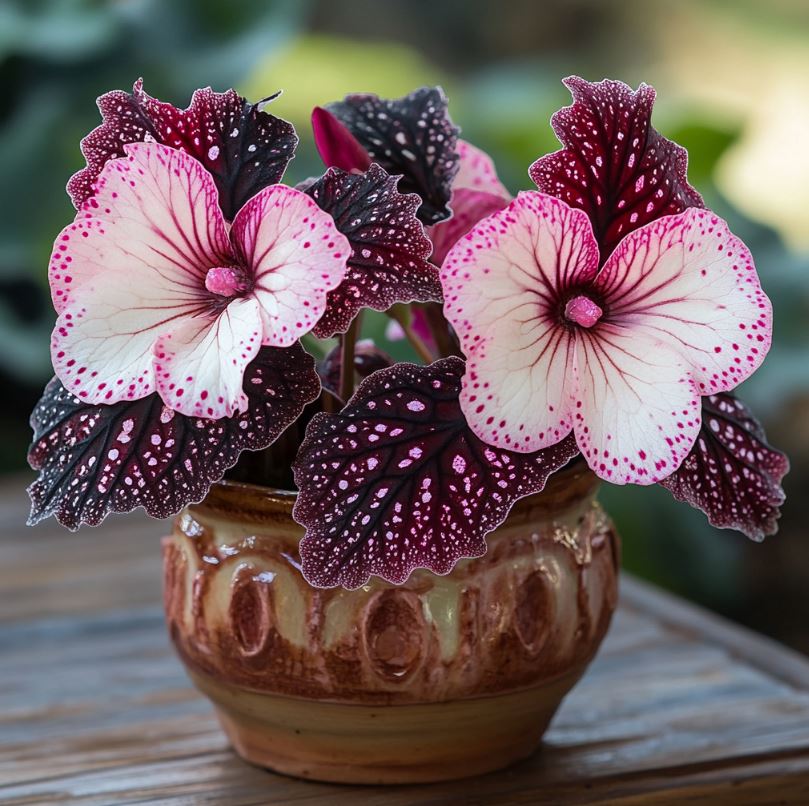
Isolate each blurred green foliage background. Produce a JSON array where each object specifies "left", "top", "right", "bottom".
[{"left": 2, "top": 0, "right": 808, "bottom": 649}]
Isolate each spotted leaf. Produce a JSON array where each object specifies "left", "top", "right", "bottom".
[
  {"left": 68, "top": 79, "right": 297, "bottom": 220},
  {"left": 529, "top": 76, "right": 703, "bottom": 262},
  {"left": 27, "top": 344, "right": 320, "bottom": 530},
  {"left": 660, "top": 393, "right": 788, "bottom": 541},
  {"left": 293, "top": 357, "right": 579, "bottom": 588},
  {"left": 305, "top": 164, "right": 440, "bottom": 337},
  {"left": 322, "top": 88, "right": 459, "bottom": 225}
]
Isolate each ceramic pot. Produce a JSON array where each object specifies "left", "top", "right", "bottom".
[{"left": 162, "top": 462, "right": 619, "bottom": 784}]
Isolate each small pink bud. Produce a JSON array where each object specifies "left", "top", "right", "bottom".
[
  {"left": 564, "top": 295, "right": 603, "bottom": 328},
  {"left": 205, "top": 267, "right": 244, "bottom": 297}
]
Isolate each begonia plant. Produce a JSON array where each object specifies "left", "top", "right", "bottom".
[{"left": 28, "top": 77, "right": 788, "bottom": 589}]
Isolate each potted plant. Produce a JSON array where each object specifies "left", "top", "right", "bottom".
[{"left": 28, "top": 76, "right": 788, "bottom": 784}]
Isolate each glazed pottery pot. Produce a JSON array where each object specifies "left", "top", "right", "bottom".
[{"left": 162, "top": 462, "right": 619, "bottom": 784}]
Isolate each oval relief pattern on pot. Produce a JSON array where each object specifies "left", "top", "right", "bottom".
[
  {"left": 229, "top": 565, "right": 273, "bottom": 657},
  {"left": 514, "top": 570, "right": 554, "bottom": 656},
  {"left": 162, "top": 471, "right": 619, "bottom": 705},
  {"left": 363, "top": 590, "right": 427, "bottom": 682}
]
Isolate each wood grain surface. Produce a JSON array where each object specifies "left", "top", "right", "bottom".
[{"left": 2, "top": 477, "right": 809, "bottom": 804}]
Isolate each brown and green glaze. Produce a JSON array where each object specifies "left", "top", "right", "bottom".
[{"left": 162, "top": 463, "right": 619, "bottom": 784}]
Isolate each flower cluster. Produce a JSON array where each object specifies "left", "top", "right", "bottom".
[{"left": 29, "top": 77, "right": 788, "bottom": 589}]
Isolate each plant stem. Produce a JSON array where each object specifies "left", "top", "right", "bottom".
[
  {"left": 339, "top": 317, "right": 359, "bottom": 402},
  {"left": 321, "top": 388, "right": 339, "bottom": 413},
  {"left": 421, "top": 302, "right": 460, "bottom": 359},
  {"left": 387, "top": 308, "right": 434, "bottom": 364}
]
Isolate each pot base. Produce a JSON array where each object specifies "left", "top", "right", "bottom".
[{"left": 189, "top": 667, "right": 584, "bottom": 784}]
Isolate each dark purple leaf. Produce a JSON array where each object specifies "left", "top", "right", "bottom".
[
  {"left": 66, "top": 84, "right": 158, "bottom": 209},
  {"left": 529, "top": 76, "right": 704, "bottom": 262},
  {"left": 311, "top": 106, "right": 372, "bottom": 173},
  {"left": 318, "top": 340, "right": 394, "bottom": 402},
  {"left": 293, "top": 357, "right": 579, "bottom": 588},
  {"left": 660, "top": 393, "right": 788, "bottom": 541},
  {"left": 67, "top": 79, "right": 298, "bottom": 220},
  {"left": 28, "top": 344, "right": 319, "bottom": 530},
  {"left": 305, "top": 163, "right": 440, "bottom": 337},
  {"left": 323, "top": 87, "right": 460, "bottom": 225}
]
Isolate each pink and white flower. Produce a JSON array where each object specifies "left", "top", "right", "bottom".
[
  {"left": 50, "top": 141, "right": 348, "bottom": 419},
  {"left": 441, "top": 191, "right": 772, "bottom": 484}
]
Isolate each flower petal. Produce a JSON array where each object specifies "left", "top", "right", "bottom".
[
  {"left": 442, "top": 191, "right": 600, "bottom": 451},
  {"left": 461, "top": 326, "right": 577, "bottom": 453},
  {"left": 530, "top": 77, "right": 703, "bottom": 261},
  {"left": 572, "top": 324, "right": 700, "bottom": 484},
  {"left": 660, "top": 393, "right": 788, "bottom": 540},
  {"left": 153, "top": 296, "right": 263, "bottom": 418},
  {"left": 428, "top": 188, "right": 509, "bottom": 266},
  {"left": 53, "top": 143, "right": 230, "bottom": 316},
  {"left": 596, "top": 208, "right": 772, "bottom": 395},
  {"left": 51, "top": 142, "right": 231, "bottom": 404},
  {"left": 230, "top": 185, "right": 349, "bottom": 346},
  {"left": 293, "top": 357, "right": 579, "bottom": 589},
  {"left": 428, "top": 140, "right": 511, "bottom": 266},
  {"left": 454, "top": 140, "right": 510, "bottom": 197},
  {"left": 311, "top": 106, "right": 372, "bottom": 173},
  {"left": 68, "top": 80, "right": 298, "bottom": 220},
  {"left": 325, "top": 87, "right": 460, "bottom": 224},
  {"left": 51, "top": 282, "right": 174, "bottom": 405},
  {"left": 27, "top": 343, "right": 320, "bottom": 529},
  {"left": 305, "top": 164, "right": 439, "bottom": 338}
]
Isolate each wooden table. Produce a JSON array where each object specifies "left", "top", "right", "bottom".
[{"left": 2, "top": 479, "right": 809, "bottom": 804}]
